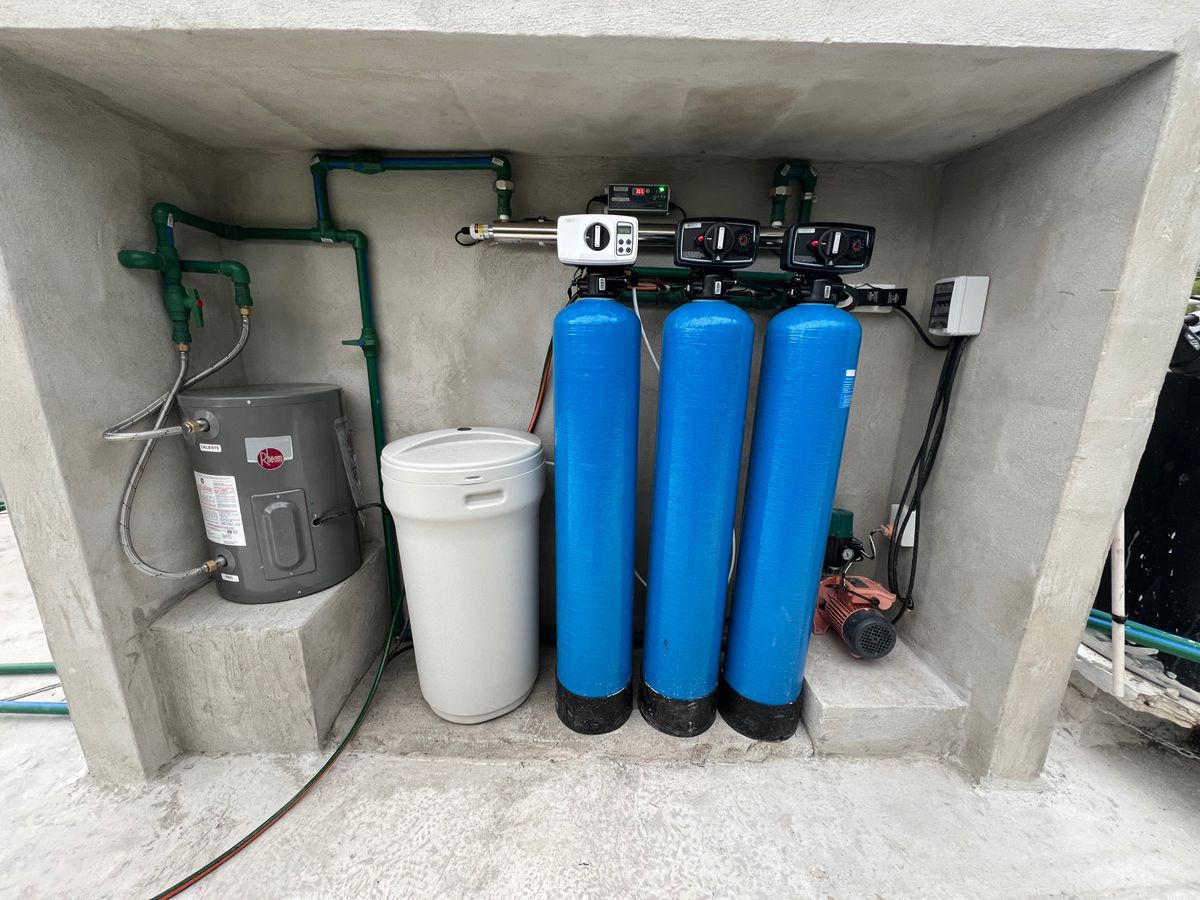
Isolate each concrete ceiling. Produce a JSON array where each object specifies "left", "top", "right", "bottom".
[{"left": 0, "top": 29, "right": 1165, "bottom": 162}]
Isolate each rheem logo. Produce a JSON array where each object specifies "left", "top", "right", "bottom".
[{"left": 257, "top": 447, "right": 285, "bottom": 470}]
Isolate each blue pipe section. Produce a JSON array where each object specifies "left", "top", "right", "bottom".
[
  {"left": 377, "top": 156, "right": 495, "bottom": 170},
  {"left": 311, "top": 169, "right": 331, "bottom": 226},
  {"left": 325, "top": 157, "right": 495, "bottom": 171},
  {"left": 723, "top": 304, "right": 862, "bottom": 706},
  {"left": 553, "top": 297, "right": 641, "bottom": 698},
  {"left": 642, "top": 300, "right": 754, "bottom": 701}
]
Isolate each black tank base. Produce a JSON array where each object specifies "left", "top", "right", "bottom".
[
  {"left": 638, "top": 680, "right": 717, "bottom": 737},
  {"left": 717, "top": 679, "right": 802, "bottom": 742},
  {"left": 555, "top": 678, "right": 632, "bottom": 735}
]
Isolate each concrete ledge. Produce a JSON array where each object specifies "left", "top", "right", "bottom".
[
  {"left": 801, "top": 631, "right": 966, "bottom": 759},
  {"left": 339, "top": 648, "right": 814, "bottom": 766},
  {"left": 147, "top": 543, "right": 388, "bottom": 753}
]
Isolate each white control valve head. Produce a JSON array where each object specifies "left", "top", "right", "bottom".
[{"left": 557, "top": 214, "right": 638, "bottom": 266}]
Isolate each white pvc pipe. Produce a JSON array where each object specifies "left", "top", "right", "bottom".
[{"left": 1110, "top": 511, "right": 1127, "bottom": 698}]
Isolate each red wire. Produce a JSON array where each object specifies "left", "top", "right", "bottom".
[{"left": 527, "top": 342, "right": 553, "bottom": 433}]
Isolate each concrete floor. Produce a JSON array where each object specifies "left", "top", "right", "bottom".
[{"left": 3, "top": 515, "right": 1200, "bottom": 899}]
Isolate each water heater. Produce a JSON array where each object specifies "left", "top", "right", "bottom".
[{"left": 177, "top": 384, "right": 362, "bottom": 603}]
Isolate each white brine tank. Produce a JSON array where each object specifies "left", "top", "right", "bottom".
[{"left": 381, "top": 427, "right": 544, "bottom": 723}]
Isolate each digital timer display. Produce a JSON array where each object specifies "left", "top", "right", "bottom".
[{"left": 606, "top": 183, "right": 671, "bottom": 214}]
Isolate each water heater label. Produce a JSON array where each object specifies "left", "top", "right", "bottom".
[
  {"left": 244, "top": 435, "right": 294, "bottom": 466},
  {"left": 199, "top": 442, "right": 221, "bottom": 453},
  {"left": 193, "top": 472, "right": 247, "bottom": 547},
  {"left": 840, "top": 369, "right": 857, "bottom": 408}
]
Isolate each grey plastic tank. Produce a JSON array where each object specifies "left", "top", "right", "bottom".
[{"left": 177, "top": 384, "right": 362, "bottom": 603}]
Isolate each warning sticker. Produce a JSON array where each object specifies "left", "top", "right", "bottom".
[
  {"left": 840, "top": 368, "right": 857, "bottom": 409},
  {"left": 193, "top": 472, "right": 246, "bottom": 547}
]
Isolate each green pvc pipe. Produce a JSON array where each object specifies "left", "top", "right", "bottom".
[
  {"left": 0, "top": 662, "right": 55, "bottom": 675},
  {"left": 629, "top": 267, "right": 795, "bottom": 310},
  {"left": 0, "top": 701, "right": 69, "bottom": 716},
  {"left": 769, "top": 161, "right": 818, "bottom": 227},
  {"left": 1089, "top": 610, "right": 1200, "bottom": 656},
  {"left": 633, "top": 266, "right": 791, "bottom": 286},
  {"left": 1087, "top": 611, "right": 1200, "bottom": 665},
  {"left": 144, "top": 153, "right": 511, "bottom": 614},
  {"left": 149, "top": 209, "right": 402, "bottom": 612},
  {"left": 310, "top": 152, "right": 513, "bottom": 230}
]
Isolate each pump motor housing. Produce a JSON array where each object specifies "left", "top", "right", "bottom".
[{"left": 177, "top": 383, "right": 362, "bottom": 603}]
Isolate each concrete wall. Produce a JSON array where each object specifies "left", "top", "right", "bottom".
[
  {"left": 0, "top": 8, "right": 1196, "bottom": 785},
  {"left": 896, "top": 57, "right": 1200, "bottom": 780},
  {"left": 0, "top": 54, "right": 244, "bottom": 779},
  {"left": 208, "top": 152, "right": 941, "bottom": 630}
]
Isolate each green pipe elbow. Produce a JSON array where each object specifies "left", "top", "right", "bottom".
[
  {"left": 338, "top": 229, "right": 368, "bottom": 251},
  {"left": 118, "top": 249, "right": 166, "bottom": 272}
]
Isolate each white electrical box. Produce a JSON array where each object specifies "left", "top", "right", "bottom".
[
  {"left": 556, "top": 214, "right": 638, "bottom": 265},
  {"left": 927, "top": 275, "right": 989, "bottom": 336}
]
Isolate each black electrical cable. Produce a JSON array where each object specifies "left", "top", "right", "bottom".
[
  {"left": 895, "top": 305, "right": 950, "bottom": 351},
  {"left": 669, "top": 202, "right": 688, "bottom": 219},
  {"left": 311, "top": 503, "right": 384, "bottom": 527},
  {"left": 453, "top": 227, "right": 477, "bottom": 247},
  {"left": 585, "top": 195, "right": 606, "bottom": 213},
  {"left": 887, "top": 336, "right": 969, "bottom": 622}
]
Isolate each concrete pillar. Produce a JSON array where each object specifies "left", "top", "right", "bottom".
[
  {"left": 898, "top": 55, "right": 1200, "bottom": 780},
  {"left": 0, "top": 58, "right": 237, "bottom": 779}
]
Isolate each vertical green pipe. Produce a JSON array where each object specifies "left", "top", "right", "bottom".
[
  {"left": 769, "top": 162, "right": 818, "bottom": 226},
  {"left": 343, "top": 236, "right": 402, "bottom": 607}
]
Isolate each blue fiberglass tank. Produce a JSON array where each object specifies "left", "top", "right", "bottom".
[
  {"left": 553, "top": 296, "right": 641, "bottom": 734},
  {"left": 639, "top": 298, "right": 754, "bottom": 737},
  {"left": 720, "top": 302, "right": 862, "bottom": 741}
]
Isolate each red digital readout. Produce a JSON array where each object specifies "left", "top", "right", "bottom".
[{"left": 633, "top": 187, "right": 647, "bottom": 196}]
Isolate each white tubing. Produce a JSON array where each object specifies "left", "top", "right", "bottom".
[
  {"left": 631, "top": 286, "right": 660, "bottom": 373},
  {"left": 1111, "top": 511, "right": 1127, "bottom": 698}
]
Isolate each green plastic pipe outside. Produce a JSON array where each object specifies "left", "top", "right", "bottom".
[
  {"left": 1087, "top": 611, "right": 1200, "bottom": 665},
  {"left": 769, "top": 161, "right": 818, "bottom": 227},
  {"left": 0, "top": 662, "right": 55, "bottom": 675},
  {"left": 0, "top": 701, "right": 69, "bottom": 716}
]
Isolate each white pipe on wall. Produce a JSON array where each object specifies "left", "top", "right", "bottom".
[{"left": 1110, "top": 511, "right": 1127, "bottom": 698}]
